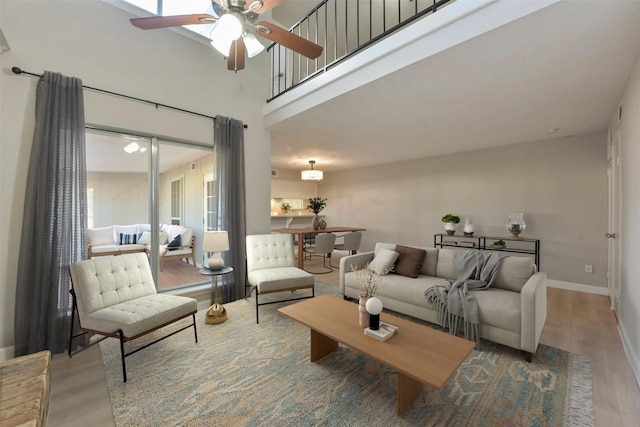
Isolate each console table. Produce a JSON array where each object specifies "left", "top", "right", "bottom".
[{"left": 434, "top": 233, "right": 540, "bottom": 269}]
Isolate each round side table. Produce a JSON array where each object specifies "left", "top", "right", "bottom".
[{"left": 199, "top": 266, "right": 233, "bottom": 325}]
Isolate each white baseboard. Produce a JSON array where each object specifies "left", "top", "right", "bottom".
[
  {"left": 0, "top": 345, "right": 15, "bottom": 362},
  {"left": 547, "top": 279, "right": 609, "bottom": 296},
  {"left": 618, "top": 320, "right": 640, "bottom": 390}
]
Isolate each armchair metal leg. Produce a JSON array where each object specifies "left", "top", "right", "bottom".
[
  {"left": 256, "top": 291, "right": 260, "bottom": 324},
  {"left": 118, "top": 331, "right": 127, "bottom": 382}
]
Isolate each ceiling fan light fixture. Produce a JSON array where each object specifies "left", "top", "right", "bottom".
[
  {"left": 247, "top": 1, "right": 264, "bottom": 13},
  {"left": 301, "top": 160, "right": 323, "bottom": 181},
  {"left": 210, "top": 12, "right": 243, "bottom": 56},
  {"left": 243, "top": 32, "right": 265, "bottom": 58}
]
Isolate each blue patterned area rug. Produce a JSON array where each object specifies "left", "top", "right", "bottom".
[{"left": 99, "top": 282, "right": 594, "bottom": 426}]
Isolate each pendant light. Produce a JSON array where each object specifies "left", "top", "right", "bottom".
[{"left": 301, "top": 160, "right": 323, "bottom": 181}]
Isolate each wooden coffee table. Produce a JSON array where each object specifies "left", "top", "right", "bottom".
[{"left": 278, "top": 294, "right": 475, "bottom": 415}]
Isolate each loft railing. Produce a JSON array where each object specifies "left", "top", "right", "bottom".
[{"left": 267, "top": 0, "right": 453, "bottom": 102}]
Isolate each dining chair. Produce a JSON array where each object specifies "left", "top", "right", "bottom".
[
  {"left": 330, "top": 231, "right": 363, "bottom": 267},
  {"left": 304, "top": 233, "right": 336, "bottom": 274}
]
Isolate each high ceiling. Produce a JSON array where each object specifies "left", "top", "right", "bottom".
[{"left": 268, "top": 0, "right": 640, "bottom": 173}]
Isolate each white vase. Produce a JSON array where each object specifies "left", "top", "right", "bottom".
[
  {"left": 463, "top": 218, "right": 475, "bottom": 236},
  {"left": 444, "top": 222, "right": 456, "bottom": 236}
]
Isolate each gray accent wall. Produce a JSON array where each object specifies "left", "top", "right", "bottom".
[{"left": 318, "top": 133, "right": 609, "bottom": 288}]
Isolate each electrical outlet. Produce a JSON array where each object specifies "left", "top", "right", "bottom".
[{"left": 585, "top": 264, "right": 593, "bottom": 273}]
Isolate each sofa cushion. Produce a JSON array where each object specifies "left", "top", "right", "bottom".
[
  {"left": 248, "top": 267, "right": 314, "bottom": 293},
  {"left": 474, "top": 288, "right": 521, "bottom": 333},
  {"left": 90, "top": 244, "right": 120, "bottom": 254},
  {"left": 179, "top": 227, "right": 193, "bottom": 247},
  {"left": 81, "top": 293, "right": 197, "bottom": 338},
  {"left": 115, "top": 225, "right": 139, "bottom": 237},
  {"left": 87, "top": 226, "right": 115, "bottom": 246},
  {"left": 167, "top": 234, "right": 181, "bottom": 251},
  {"left": 375, "top": 243, "right": 438, "bottom": 277},
  {"left": 138, "top": 231, "right": 151, "bottom": 245},
  {"left": 393, "top": 245, "right": 426, "bottom": 278},
  {"left": 435, "top": 249, "right": 457, "bottom": 280},
  {"left": 163, "top": 224, "right": 181, "bottom": 239},
  {"left": 159, "top": 231, "right": 169, "bottom": 245},
  {"left": 368, "top": 248, "right": 398, "bottom": 275},
  {"left": 118, "top": 232, "right": 140, "bottom": 245},
  {"left": 419, "top": 248, "right": 439, "bottom": 277},
  {"left": 493, "top": 257, "right": 534, "bottom": 292}
]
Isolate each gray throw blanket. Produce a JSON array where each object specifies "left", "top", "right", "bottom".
[{"left": 425, "top": 250, "right": 506, "bottom": 348}]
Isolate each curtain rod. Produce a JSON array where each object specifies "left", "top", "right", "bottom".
[{"left": 11, "top": 66, "right": 248, "bottom": 129}]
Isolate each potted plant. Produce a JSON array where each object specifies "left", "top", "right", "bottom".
[
  {"left": 280, "top": 202, "right": 291, "bottom": 215},
  {"left": 308, "top": 197, "right": 327, "bottom": 230},
  {"left": 441, "top": 213, "right": 460, "bottom": 236}
]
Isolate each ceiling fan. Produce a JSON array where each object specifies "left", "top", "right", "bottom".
[{"left": 130, "top": 0, "right": 323, "bottom": 72}]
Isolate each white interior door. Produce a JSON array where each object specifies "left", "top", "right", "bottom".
[{"left": 607, "top": 130, "right": 622, "bottom": 315}]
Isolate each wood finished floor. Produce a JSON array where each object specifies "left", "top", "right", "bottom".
[{"left": 48, "top": 254, "right": 640, "bottom": 426}]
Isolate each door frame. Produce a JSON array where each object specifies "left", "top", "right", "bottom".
[{"left": 607, "top": 130, "right": 622, "bottom": 314}]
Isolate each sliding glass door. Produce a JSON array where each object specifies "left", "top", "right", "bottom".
[{"left": 86, "top": 129, "right": 213, "bottom": 291}]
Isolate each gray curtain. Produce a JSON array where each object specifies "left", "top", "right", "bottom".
[
  {"left": 213, "top": 116, "right": 247, "bottom": 303},
  {"left": 14, "top": 71, "right": 87, "bottom": 356}
]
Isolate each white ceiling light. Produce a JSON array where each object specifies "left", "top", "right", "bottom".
[
  {"left": 210, "top": 12, "right": 243, "bottom": 56},
  {"left": 301, "top": 160, "right": 323, "bottom": 181},
  {"left": 123, "top": 142, "right": 140, "bottom": 154},
  {"left": 243, "top": 32, "right": 265, "bottom": 58}
]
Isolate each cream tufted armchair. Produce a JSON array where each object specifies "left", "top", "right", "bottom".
[
  {"left": 68, "top": 252, "right": 198, "bottom": 382},
  {"left": 246, "top": 233, "right": 315, "bottom": 323}
]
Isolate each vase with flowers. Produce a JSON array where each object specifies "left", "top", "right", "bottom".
[
  {"left": 352, "top": 263, "right": 385, "bottom": 327},
  {"left": 307, "top": 197, "right": 327, "bottom": 230},
  {"left": 280, "top": 202, "right": 291, "bottom": 215}
]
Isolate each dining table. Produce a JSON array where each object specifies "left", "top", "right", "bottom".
[{"left": 272, "top": 226, "right": 366, "bottom": 270}]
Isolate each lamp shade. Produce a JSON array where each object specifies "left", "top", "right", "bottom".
[
  {"left": 203, "top": 231, "right": 229, "bottom": 270},
  {"left": 365, "top": 297, "right": 383, "bottom": 315},
  {"left": 203, "top": 231, "right": 229, "bottom": 253},
  {"left": 243, "top": 32, "right": 265, "bottom": 58}
]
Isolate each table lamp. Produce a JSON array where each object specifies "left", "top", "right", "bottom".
[
  {"left": 203, "top": 231, "right": 229, "bottom": 270},
  {"left": 366, "top": 297, "right": 383, "bottom": 330}
]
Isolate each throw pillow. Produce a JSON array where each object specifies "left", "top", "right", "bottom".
[
  {"left": 137, "top": 231, "right": 151, "bottom": 245},
  {"left": 119, "top": 232, "right": 140, "bottom": 245},
  {"left": 167, "top": 234, "right": 181, "bottom": 251},
  {"left": 87, "top": 226, "right": 115, "bottom": 246},
  {"left": 393, "top": 245, "right": 427, "bottom": 278},
  {"left": 368, "top": 248, "right": 399, "bottom": 275}
]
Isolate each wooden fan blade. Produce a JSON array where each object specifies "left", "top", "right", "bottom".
[
  {"left": 256, "top": 22, "right": 323, "bottom": 59},
  {"left": 227, "top": 39, "right": 246, "bottom": 72},
  {"left": 130, "top": 14, "right": 216, "bottom": 30},
  {"left": 249, "top": 0, "right": 287, "bottom": 14}
]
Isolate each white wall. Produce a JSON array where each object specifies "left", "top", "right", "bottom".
[
  {"left": 318, "top": 134, "right": 609, "bottom": 290},
  {"left": 88, "top": 172, "right": 149, "bottom": 227},
  {"left": 612, "top": 54, "right": 640, "bottom": 384},
  {"left": 0, "top": 0, "right": 271, "bottom": 357}
]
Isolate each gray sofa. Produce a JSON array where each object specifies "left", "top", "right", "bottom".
[{"left": 340, "top": 242, "right": 547, "bottom": 360}]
